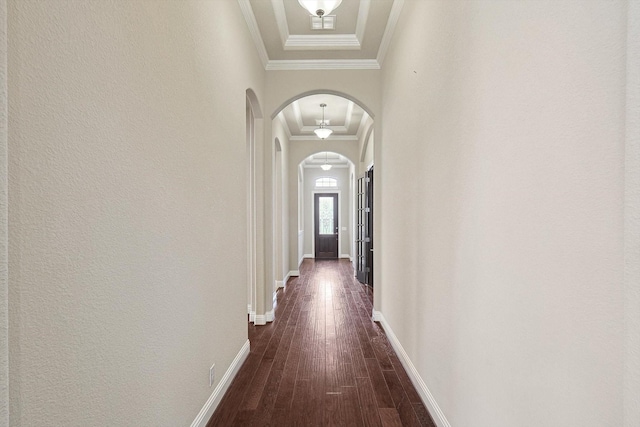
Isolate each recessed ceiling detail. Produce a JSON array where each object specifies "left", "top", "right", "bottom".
[
  {"left": 278, "top": 94, "right": 370, "bottom": 141},
  {"left": 310, "top": 15, "right": 336, "bottom": 30},
  {"left": 238, "top": 0, "right": 404, "bottom": 70},
  {"left": 301, "top": 152, "right": 351, "bottom": 169},
  {"left": 275, "top": 0, "right": 369, "bottom": 51}
]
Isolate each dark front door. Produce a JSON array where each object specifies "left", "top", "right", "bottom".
[{"left": 314, "top": 193, "right": 338, "bottom": 259}]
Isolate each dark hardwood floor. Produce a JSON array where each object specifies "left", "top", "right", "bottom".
[{"left": 207, "top": 259, "right": 436, "bottom": 427}]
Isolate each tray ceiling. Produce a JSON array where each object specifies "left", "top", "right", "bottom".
[
  {"left": 238, "top": 0, "right": 404, "bottom": 70},
  {"left": 277, "top": 93, "right": 371, "bottom": 141}
]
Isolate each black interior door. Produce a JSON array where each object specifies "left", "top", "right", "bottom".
[
  {"left": 365, "top": 167, "right": 373, "bottom": 285},
  {"left": 314, "top": 193, "right": 338, "bottom": 259},
  {"left": 356, "top": 176, "right": 366, "bottom": 282},
  {"left": 356, "top": 167, "right": 373, "bottom": 285}
]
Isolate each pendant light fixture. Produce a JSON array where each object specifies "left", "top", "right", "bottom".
[
  {"left": 314, "top": 103, "right": 332, "bottom": 140},
  {"left": 321, "top": 151, "right": 332, "bottom": 171},
  {"left": 297, "top": 0, "right": 342, "bottom": 17}
]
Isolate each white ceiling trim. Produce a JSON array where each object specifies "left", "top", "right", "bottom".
[
  {"left": 266, "top": 59, "right": 380, "bottom": 70},
  {"left": 355, "top": 0, "right": 370, "bottom": 41},
  {"left": 238, "top": 0, "right": 269, "bottom": 68},
  {"left": 285, "top": 35, "right": 361, "bottom": 51},
  {"left": 376, "top": 0, "right": 404, "bottom": 66},
  {"left": 270, "top": 0, "right": 289, "bottom": 46},
  {"left": 304, "top": 164, "right": 350, "bottom": 169},
  {"left": 274, "top": 0, "right": 370, "bottom": 51},
  {"left": 290, "top": 135, "right": 359, "bottom": 141},
  {"left": 239, "top": 0, "right": 398, "bottom": 71},
  {"left": 300, "top": 126, "right": 348, "bottom": 132}
]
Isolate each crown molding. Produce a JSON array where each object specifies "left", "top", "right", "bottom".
[
  {"left": 376, "top": 0, "right": 404, "bottom": 66},
  {"left": 240, "top": 0, "right": 399, "bottom": 71},
  {"left": 266, "top": 59, "right": 380, "bottom": 70},
  {"left": 355, "top": 0, "right": 371, "bottom": 41},
  {"left": 303, "top": 164, "right": 350, "bottom": 169},
  {"left": 290, "top": 135, "right": 358, "bottom": 141},
  {"left": 274, "top": 0, "right": 370, "bottom": 51},
  {"left": 285, "top": 34, "right": 361, "bottom": 51},
  {"left": 270, "top": 0, "right": 289, "bottom": 46},
  {"left": 301, "top": 125, "right": 347, "bottom": 133},
  {"left": 238, "top": 0, "right": 269, "bottom": 68}
]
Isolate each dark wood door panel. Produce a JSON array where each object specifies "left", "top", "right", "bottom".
[
  {"left": 356, "top": 167, "right": 373, "bottom": 285},
  {"left": 314, "top": 193, "right": 338, "bottom": 259}
]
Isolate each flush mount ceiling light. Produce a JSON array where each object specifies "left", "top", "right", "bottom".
[
  {"left": 321, "top": 151, "right": 332, "bottom": 171},
  {"left": 298, "top": 0, "right": 342, "bottom": 17},
  {"left": 314, "top": 103, "right": 333, "bottom": 140}
]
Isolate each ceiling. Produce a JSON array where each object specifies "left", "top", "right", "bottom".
[
  {"left": 301, "top": 151, "right": 352, "bottom": 168},
  {"left": 238, "top": 0, "right": 404, "bottom": 70},
  {"left": 277, "top": 93, "right": 371, "bottom": 141}
]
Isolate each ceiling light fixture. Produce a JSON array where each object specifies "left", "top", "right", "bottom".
[
  {"left": 298, "top": 0, "right": 342, "bottom": 17},
  {"left": 321, "top": 151, "right": 332, "bottom": 171},
  {"left": 314, "top": 103, "right": 332, "bottom": 140}
]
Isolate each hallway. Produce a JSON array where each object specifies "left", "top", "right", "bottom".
[{"left": 208, "top": 260, "right": 435, "bottom": 426}]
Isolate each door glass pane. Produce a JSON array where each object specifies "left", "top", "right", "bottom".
[{"left": 319, "top": 197, "right": 334, "bottom": 235}]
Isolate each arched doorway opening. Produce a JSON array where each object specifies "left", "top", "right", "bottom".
[
  {"left": 246, "top": 88, "right": 264, "bottom": 324},
  {"left": 267, "top": 91, "right": 376, "bottom": 322},
  {"left": 297, "top": 151, "right": 356, "bottom": 264}
]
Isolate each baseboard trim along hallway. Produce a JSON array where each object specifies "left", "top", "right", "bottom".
[
  {"left": 208, "top": 260, "right": 435, "bottom": 426},
  {"left": 373, "top": 310, "right": 452, "bottom": 427},
  {"left": 190, "top": 340, "right": 251, "bottom": 427}
]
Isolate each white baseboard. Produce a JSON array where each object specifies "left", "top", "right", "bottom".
[
  {"left": 272, "top": 291, "right": 278, "bottom": 314},
  {"left": 289, "top": 270, "right": 300, "bottom": 277},
  {"left": 340, "top": 254, "right": 352, "bottom": 260},
  {"left": 268, "top": 289, "right": 276, "bottom": 323},
  {"left": 303, "top": 253, "right": 314, "bottom": 259},
  {"left": 275, "top": 280, "right": 285, "bottom": 290},
  {"left": 190, "top": 340, "right": 250, "bottom": 427},
  {"left": 373, "top": 310, "right": 451, "bottom": 427},
  {"left": 249, "top": 311, "right": 256, "bottom": 323},
  {"left": 254, "top": 314, "right": 266, "bottom": 325}
]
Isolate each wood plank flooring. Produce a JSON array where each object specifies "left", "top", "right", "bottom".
[{"left": 207, "top": 259, "right": 436, "bottom": 427}]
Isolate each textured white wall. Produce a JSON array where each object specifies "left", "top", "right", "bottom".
[
  {"left": 271, "top": 117, "right": 289, "bottom": 293},
  {"left": 380, "top": 1, "right": 628, "bottom": 426},
  {"left": 8, "top": 1, "right": 263, "bottom": 426},
  {"left": 0, "top": 0, "right": 7, "bottom": 424},
  {"left": 624, "top": 2, "right": 640, "bottom": 426}
]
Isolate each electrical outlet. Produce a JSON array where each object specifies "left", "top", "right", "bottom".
[{"left": 209, "top": 364, "right": 215, "bottom": 387}]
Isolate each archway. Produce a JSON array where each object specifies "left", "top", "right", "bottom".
[
  {"left": 260, "top": 90, "right": 377, "bottom": 324},
  {"left": 296, "top": 151, "right": 357, "bottom": 265},
  {"left": 246, "top": 88, "right": 265, "bottom": 324},
  {"left": 271, "top": 90, "right": 375, "bottom": 121}
]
